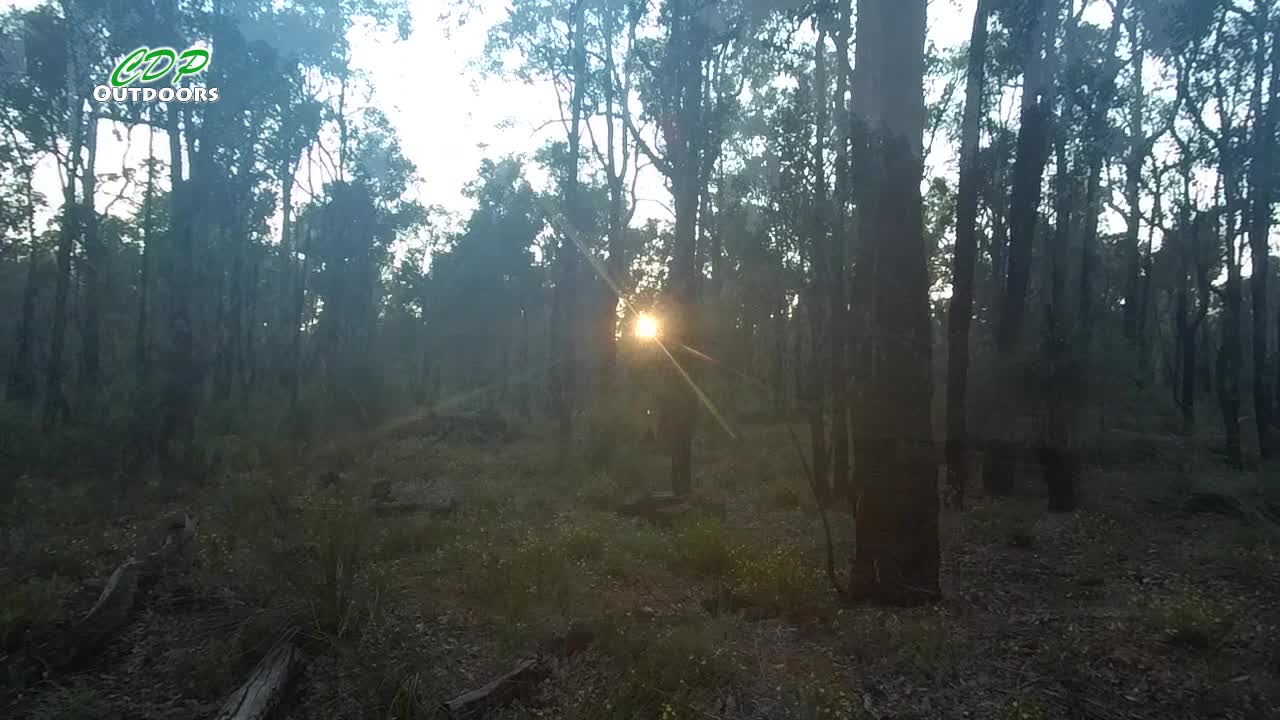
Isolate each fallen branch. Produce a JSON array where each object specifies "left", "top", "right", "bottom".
[
  {"left": 215, "top": 639, "right": 302, "bottom": 720},
  {"left": 6, "top": 514, "right": 197, "bottom": 682},
  {"left": 442, "top": 657, "right": 548, "bottom": 717},
  {"left": 442, "top": 626, "right": 595, "bottom": 717}
]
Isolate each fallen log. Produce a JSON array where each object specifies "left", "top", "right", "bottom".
[
  {"left": 215, "top": 640, "right": 302, "bottom": 720},
  {"left": 6, "top": 514, "right": 197, "bottom": 682},
  {"left": 442, "top": 657, "right": 547, "bottom": 717},
  {"left": 441, "top": 626, "right": 596, "bottom": 717}
]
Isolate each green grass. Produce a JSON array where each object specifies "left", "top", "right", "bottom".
[{"left": 592, "top": 618, "right": 737, "bottom": 718}]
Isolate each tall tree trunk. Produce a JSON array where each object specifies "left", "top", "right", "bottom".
[
  {"left": 7, "top": 154, "right": 40, "bottom": 408},
  {"left": 1046, "top": 6, "right": 1122, "bottom": 514},
  {"left": 1247, "top": 13, "right": 1277, "bottom": 459},
  {"left": 1122, "top": 16, "right": 1145, "bottom": 343},
  {"left": 136, "top": 124, "right": 156, "bottom": 386},
  {"left": 160, "top": 98, "right": 196, "bottom": 474},
  {"left": 985, "top": 0, "right": 1056, "bottom": 495},
  {"left": 552, "top": 0, "right": 587, "bottom": 463},
  {"left": 81, "top": 113, "right": 103, "bottom": 403},
  {"left": 944, "top": 0, "right": 990, "bottom": 510},
  {"left": 848, "top": 0, "right": 939, "bottom": 605},
  {"left": 829, "top": 0, "right": 853, "bottom": 501},
  {"left": 1220, "top": 213, "right": 1245, "bottom": 469},
  {"left": 662, "top": 0, "right": 707, "bottom": 496},
  {"left": 598, "top": 2, "right": 632, "bottom": 392},
  {"left": 810, "top": 31, "right": 831, "bottom": 500},
  {"left": 773, "top": 294, "right": 787, "bottom": 414},
  {"left": 44, "top": 54, "right": 85, "bottom": 430}
]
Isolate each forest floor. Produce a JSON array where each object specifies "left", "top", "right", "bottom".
[{"left": 2, "top": 412, "right": 1279, "bottom": 720}]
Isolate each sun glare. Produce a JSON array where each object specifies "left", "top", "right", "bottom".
[{"left": 635, "top": 312, "right": 659, "bottom": 340}]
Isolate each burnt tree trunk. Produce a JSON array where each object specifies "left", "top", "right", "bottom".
[{"left": 848, "top": 0, "right": 939, "bottom": 605}]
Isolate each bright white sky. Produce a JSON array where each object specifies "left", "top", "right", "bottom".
[{"left": 1, "top": 0, "right": 990, "bottom": 241}]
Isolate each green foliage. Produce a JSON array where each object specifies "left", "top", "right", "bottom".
[
  {"left": 286, "top": 499, "right": 380, "bottom": 642},
  {"left": 596, "top": 619, "right": 736, "bottom": 718},
  {"left": 667, "top": 516, "right": 736, "bottom": 578},
  {"left": 729, "top": 544, "right": 823, "bottom": 618}
]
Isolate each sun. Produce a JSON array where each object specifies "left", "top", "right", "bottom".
[{"left": 634, "top": 312, "right": 660, "bottom": 340}]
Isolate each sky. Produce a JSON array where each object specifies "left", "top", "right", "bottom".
[{"left": 0, "top": 0, "right": 980, "bottom": 239}]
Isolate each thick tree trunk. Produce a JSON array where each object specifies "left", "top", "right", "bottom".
[
  {"left": 848, "top": 0, "right": 939, "bottom": 605},
  {"left": 944, "top": 0, "right": 990, "bottom": 510}
]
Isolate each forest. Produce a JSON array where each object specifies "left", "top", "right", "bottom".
[{"left": 0, "top": 0, "right": 1278, "bottom": 717}]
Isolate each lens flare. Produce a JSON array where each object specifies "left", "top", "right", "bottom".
[{"left": 635, "top": 312, "right": 659, "bottom": 340}]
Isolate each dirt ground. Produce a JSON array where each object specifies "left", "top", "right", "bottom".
[{"left": 3, "top": 417, "right": 1278, "bottom": 720}]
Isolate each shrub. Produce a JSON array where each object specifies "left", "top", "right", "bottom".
[
  {"left": 668, "top": 516, "right": 736, "bottom": 578},
  {"left": 730, "top": 545, "right": 823, "bottom": 619},
  {"left": 600, "top": 619, "right": 735, "bottom": 717}
]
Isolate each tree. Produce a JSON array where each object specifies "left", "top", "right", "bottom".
[
  {"left": 847, "top": 0, "right": 938, "bottom": 605},
  {"left": 945, "top": 0, "right": 992, "bottom": 509},
  {"left": 985, "top": 0, "right": 1058, "bottom": 495}
]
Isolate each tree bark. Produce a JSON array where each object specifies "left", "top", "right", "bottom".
[
  {"left": 829, "top": 0, "right": 853, "bottom": 501},
  {"left": 809, "top": 31, "right": 831, "bottom": 500},
  {"left": 848, "top": 0, "right": 939, "bottom": 605},
  {"left": 6, "top": 150, "right": 40, "bottom": 408},
  {"left": 1247, "top": 13, "right": 1277, "bottom": 459},
  {"left": 661, "top": 0, "right": 707, "bottom": 496},
  {"left": 215, "top": 640, "right": 301, "bottom": 720},
  {"left": 552, "top": 0, "right": 587, "bottom": 463},
  {"left": 985, "top": 0, "right": 1056, "bottom": 496},
  {"left": 944, "top": 0, "right": 990, "bottom": 510},
  {"left": 44, "top": 29, "right": 85, "bottom": 429},
  {"left": 1122, "top": 16, "right": 1145, "bottom": 343},
  {"left": 136, "top": 124, "right": 156, "bottom": 386},
  {"left": 81, "top": 112, "right": 103, "bottom": 401}
]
